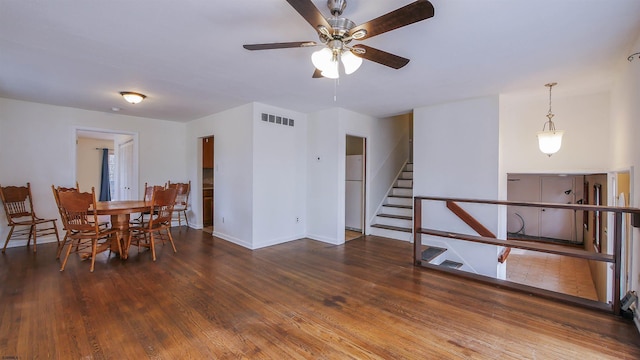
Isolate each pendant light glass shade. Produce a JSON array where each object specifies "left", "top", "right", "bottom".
[
  {"left": 341, "top": 50, "right": 362, "bottom": 75},
  {"left": 537, "top": 130, "right": 564, "bottom": 156}
]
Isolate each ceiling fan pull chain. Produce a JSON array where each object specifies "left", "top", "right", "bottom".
[{"left": 334, "top": 78, "right": 338, "bottom": 102}]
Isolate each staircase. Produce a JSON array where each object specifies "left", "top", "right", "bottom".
[
  {"left": 420, "top": 246, "right": 463, "bottom": 269},
  {"left": 370, "top": 163, "right": 413, "bottom": 241}
]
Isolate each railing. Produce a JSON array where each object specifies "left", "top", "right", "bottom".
[{"left": 413, "top": 196, "right": 640, "bottom": 315}]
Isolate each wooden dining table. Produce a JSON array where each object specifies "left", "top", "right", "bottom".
[{"left": 95, "top": 200, "right": 151, "bottom": 259}]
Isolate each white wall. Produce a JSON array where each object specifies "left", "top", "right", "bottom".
[
  {"left": 185, "top": 103, "right": 254, "bottom": 248},
  {"left": 306, "top": 108, "right": 341, "bottom": 243},
  {"left": 611, "top": 31, "right": 640, "bottom": 327},
  {"left": 305, "top": 107, "right": 410, "bottom": 244},
  {"left": 252, "top": 103, "right": 307, "bottom": 249},
  {"left": 413, "top": 96, "right": 501, "bottom": 277},
  {"left": 0, "top": 98, "right": 188, "bottom": 245}
]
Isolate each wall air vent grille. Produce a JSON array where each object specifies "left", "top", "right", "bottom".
[{"left": 261, "top": 113, "right": 294, "bottom": 127}]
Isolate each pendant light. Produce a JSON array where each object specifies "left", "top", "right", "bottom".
[{"left": 537, "top": 82, "right": 564, "bottom": 156}]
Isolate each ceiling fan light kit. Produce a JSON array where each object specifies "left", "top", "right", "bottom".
[{"left": 243, "top": 0, "right": 435, "bottom": 78}]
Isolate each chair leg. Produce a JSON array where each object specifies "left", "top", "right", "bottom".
[
  {"left": 2, "top": 226, "right": 14, "bottom": 253},
  {"left": 90, "top": 239, "right": 98, "bottom": 272},
  {"left": 52, "top": 220, "right": 61, "bottom": 248},
  {"left": 150, "top": 232, "right": 156, "bottom": 261},
  {"left": 60, "top": 238, "right": 75, "bottom": 271},
  {"left": 31, "top": 225, "right": 37, "bottom": 253},
  {"left": 167, "top": 229, "right": 177, "bottom": 253},
  {"left": 56, "top": 232, "right": 69, "bottom": 259},
  {"left": 183, "top": 210, "right": 188, "bottom": 227}
]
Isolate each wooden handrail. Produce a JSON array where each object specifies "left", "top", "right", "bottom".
[
  {"left": 445, "top": 200, "right": 511, "bottom": 263},
  {"left": 445, "top": 201, "right": 495, "bottom": 238}
]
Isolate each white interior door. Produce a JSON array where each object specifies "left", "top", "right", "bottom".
[{"left": 118, "top": 140, "right": 134, "bottom": 200}]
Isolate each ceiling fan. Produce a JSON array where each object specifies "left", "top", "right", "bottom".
[{"left": 243, "top": 0, "right": 435, "bottom": 79}]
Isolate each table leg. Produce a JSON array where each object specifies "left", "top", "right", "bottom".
[{"left": 109, "top": 213, "right": 131, "bottom": 259}]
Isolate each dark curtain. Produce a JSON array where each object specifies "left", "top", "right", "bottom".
[{"left": 99, "top": 148, "right": 111, "bottom": 201}]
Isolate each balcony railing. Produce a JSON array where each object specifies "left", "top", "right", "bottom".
[{"left": 413, "top": 196, "right": 640, "bottom": 315}]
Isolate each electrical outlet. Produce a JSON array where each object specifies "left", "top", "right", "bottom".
[
  {"left": 296, "top": 217, "right": 300, "bottom": 223},
  {"left": 222, "top": 217, "right": 225, "bottom": 223}
]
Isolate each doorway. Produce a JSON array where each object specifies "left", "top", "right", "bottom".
[
  {"left": 345, "top": 135, "right": 366, "bottom": 241},
  {"left": 75, "top": 129, "right": 138, "bottom": 200},
  {"left": 202, "top": 136, "right": 214, "bottom": 233}
]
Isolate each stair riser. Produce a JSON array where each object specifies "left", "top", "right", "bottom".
[
  {"left": 375, "top": 216, "right": 412, "bottom": 228},
  {"left": 370, "top": 227, "right": 412, "bottom": 242},
  {"left": 400, "top": 171, "right": 413, "bottom": 179},
  {"left": 396, "top": 179, "right": 413, "bottom": 188},
  {"left": 380, "top": 206, "right": 413, "bottom": 217},
  {"left": 391, "top": 188, "right": 413, "bottom": 197},
  {"left": 405, "top": 164, "right": 413, "bottom": 172},
  {"left": 386, "top": 197, "right": 412, "bottom": 206}
]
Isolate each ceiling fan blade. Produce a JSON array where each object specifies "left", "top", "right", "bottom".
[
  {"left": 286, "top": 0, "right": 333, "bottom": 34},
  {"left": 312, "top": 68, "right": 323, "bottom": 78},
  {"left": 350, "top": 0, "right": 434, "bottom": 40},
  {"left": 352, "top": 45, "right": 409, "bottom": 69},
  {"left": 243, "top": 41, "right": 317, "bottom": 50}
]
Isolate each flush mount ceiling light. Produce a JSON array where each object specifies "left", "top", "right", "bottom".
[
  {"left": 119, "top": 91, "right": 146, "bottom": 104},
  {"left": 537, "top": 82, "right": 564, "bottom": 157}
]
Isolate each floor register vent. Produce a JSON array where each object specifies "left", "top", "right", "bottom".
[{"left": 261, "top": 113, "right": 294, "bottom": 127}]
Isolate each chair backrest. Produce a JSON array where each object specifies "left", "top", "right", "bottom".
[
  {"left": 52, "top": 184, "right": 80, "bottom": 230},
  {"left": 142, "top": 182, "right": 164, "bottom": 202},
  {"left": 148, "top": 187, "right": 177, "bottom": 227},
  {"left": 57, "top": 188, "right": 100, "bottom": 233},
  {"left": 0, "top": 183, "right": 37, "bottom": 224},
  {"left": 167, "top": 181, "right": 190, "bottom": 206}
]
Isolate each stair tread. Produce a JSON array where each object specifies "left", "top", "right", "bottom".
[
  {"left": 421, "top": 246, "right": 447, "bottom": 262},
  {"left": 440, "top": 260, "right": 463, "bottom": 269},
  {"left": 382, "top": 204, "right": 412, "bottom": 209},
  {"left": 371, "top": 224, "right": 412, "bottom": 233},
  {"left": 393, "top": 186, "right": 413, "bottom": 189},
  {"left": 388, "top": 195, "right": 412, "bottom": 199},
  {"left": 377, "top": 214, "right": 412, "bottom": 220}
]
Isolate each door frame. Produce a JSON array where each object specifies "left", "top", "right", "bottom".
[
  {"left": 73, "top": 127, "right": 139, "bottom": 200},
  {"left": 344, "top": 134, "right": 367, "bottom": 238}
]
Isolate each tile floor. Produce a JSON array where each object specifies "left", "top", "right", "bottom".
[{"left": 506, "top": 248, "right": 599, "bottom": 301}]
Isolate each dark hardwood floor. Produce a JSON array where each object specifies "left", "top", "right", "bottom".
[{"left": 1, "top": 229, "right": 639, "bottom": 359}]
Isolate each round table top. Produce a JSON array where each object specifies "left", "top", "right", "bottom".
[{"left": 95, "top": 200, "right": 151, "bottom": 215}]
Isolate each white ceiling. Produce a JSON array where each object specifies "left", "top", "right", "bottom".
[{"left": 1, "top": 0, "right": 639, "bottom": 122}]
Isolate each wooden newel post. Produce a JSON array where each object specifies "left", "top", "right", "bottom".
[
  {"left": 613, "top": 212, "right": 622, "bottom": 315},
  {"left": 414, "top": 197, "right": 422, "bottom": 265}
]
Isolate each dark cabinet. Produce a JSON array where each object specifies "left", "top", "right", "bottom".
[
  {"left": 203, "top": 137, "right": 213, "bottom": 168},
  {"left": 203, "top": 188, "right": 213, "bottom": 227}
]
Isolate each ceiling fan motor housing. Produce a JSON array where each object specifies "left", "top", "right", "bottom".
[{"left": 328, "top": 0, "right": 347, "bottom": 16}]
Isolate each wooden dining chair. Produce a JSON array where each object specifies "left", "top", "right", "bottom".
[
  {"left": 52, "top": 184, "right": 109, "bottom": 259},
  {"left": 128, "top": 187, "right": 177, "bottom": 261},
  {"left": 0, "top": 182, "right": 60, "bottom": 253},
  {"left": 166, "top": 180, "right": 190, "bottom": 227},
  {"left": 57, "top": 187, "right": 120, "bottom": 272},
  {"left": 130, "top": 182, "right": 163, "bottom": 226}
]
